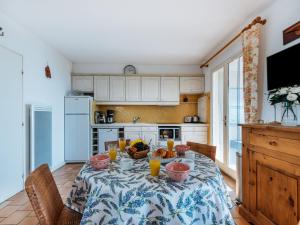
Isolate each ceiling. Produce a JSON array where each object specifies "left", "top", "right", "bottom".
[{"left": 0, "top": 0, "right": 273, "bottom": 65}]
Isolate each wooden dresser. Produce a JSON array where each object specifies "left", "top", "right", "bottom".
[{"left": 240, "top": 124, "right": 300, "bottom": 225}]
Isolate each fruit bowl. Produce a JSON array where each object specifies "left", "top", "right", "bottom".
[
  {"left": 165, "top": 162, "right": 190, "bottom": 182},
  {"left": 127, "top": 139, "right": 150, "bottom": 159},
  {"left": 175, "top": 145, "right": 191, "bottom": 157},
  {"left": 90, "top": 154, "right": 110, "bottom": 170}
]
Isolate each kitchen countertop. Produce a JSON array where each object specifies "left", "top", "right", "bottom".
[{"left": 91, "top": 123, "right": 208, "bottom": 128}]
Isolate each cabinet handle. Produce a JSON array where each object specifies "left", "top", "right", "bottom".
[{"left": 268, "top": 141, "right": 277, "bottom": 146}]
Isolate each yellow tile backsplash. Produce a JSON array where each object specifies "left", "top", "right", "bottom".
[{"left": 93, "top": 94, "right": 208, "bottom": 124}]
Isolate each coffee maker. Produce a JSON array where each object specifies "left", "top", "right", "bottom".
[
  {"left": 95, "top": 111, "right": 106, "bottom": 124},
  {"left": 107, "top": 110, "right": 115, "bottom": 124}
]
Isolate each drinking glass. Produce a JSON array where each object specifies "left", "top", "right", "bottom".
[
  {"left": 108, "top": 144, "right": 117, "bottom": 161},
  {"left": 167, "top": 139, "right": 174, "bottom": 151},
  {"left": 119, "top": 138, "right": 126, "bottom": 153},
  {"left": 149, "top": 157, "right": 161, "bottom": 176}
]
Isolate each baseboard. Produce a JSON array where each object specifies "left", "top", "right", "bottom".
[{"left": 51, "top": 161, "right": 66, "bottom": 172}]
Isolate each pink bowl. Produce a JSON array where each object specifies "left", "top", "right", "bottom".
[
  {"left": 175, "top": 145, "right": 190, "bottom": 156},
  {"left": 90, "top": 154, "right": 110, "bottom": 170},
  {"left": 165, "top": 162, "right": 190, "bottom": 182}
]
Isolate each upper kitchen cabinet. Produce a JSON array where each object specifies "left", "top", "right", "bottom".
[
  {"left": 180, "top": 76, "right": 205, "bottom": 94},
  {"left": 94, "top": 76, "right": 110, "bottom": 101},
  {"left": 72, "top": 75, "right": 93, "bottom": 92},
  {"left": 141, "top": 77, "right": 160, "bottom": 101},
  {"left": 126, "top": 76, "right": 141, "bottom": 101},
  {"left": 109, "top": 76, "right": 125, "bottom": 101},
  {"left": 161, "top": 77, "right": 179, "bottom": 102}
]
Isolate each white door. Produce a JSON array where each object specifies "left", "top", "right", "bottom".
[
  {"left": 65, "top": 115, "right": 90, "bottom": 161},
  {"left": 0, "top": 46, "right": 23, "bottom": 203},
  {"left": 180, "top": 77, "right": 204, "bottom": 94},
  {"left": 161, "top": 77, "right": 179, "bottom": 102},
  {"left": 141, "top": 77, "right": 160, "bottom": 101},
  {"left": 72, "top": 76, "right": 93, "bottom": 92},
  {"left": 94, "top": 76, "right": 109, "bottom": 101},
  {"left": 142, "top": 132, "right": 158, "bottom": 145},
  {"left": 212, "top": 55, "right": 244, "bottom": 177},
  {"left": 110, "top": 76, "right": 125, "bottom": 101},
  {"left": 126, "top": 76, "right": 141, "bottom": 101}
]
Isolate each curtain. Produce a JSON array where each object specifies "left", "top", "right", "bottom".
[{"left": 242, "top": 23, "right": 262, "bottom": 123}]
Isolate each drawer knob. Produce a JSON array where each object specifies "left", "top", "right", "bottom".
[{"left": 269, "top": 141, "right": 277, "bottom": 146}]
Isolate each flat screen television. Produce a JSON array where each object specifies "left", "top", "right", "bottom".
[{"left": 267, "top": 42, "right": 300, "bottom": 90}]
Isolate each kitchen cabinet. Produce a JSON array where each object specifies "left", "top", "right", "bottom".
[
  {"left": 125, "top": 127, "right": 142, "bottom": 141},
  {"left": 126, "top": 76, "right": 141, "bottom": 101},
  {"left": 161, "top": 77, "right": 179, "bottom": 102},
  {"left": 72, "top": 76, "right": 93, "bottom": 92},
  {"left": 141, "top": 77, "right": 160, "bottom": 101},
  {"left": 181, "top": 126, "right": 208, "bottom": 144},
  {"left": 240, "top": 125, "right": 300, "bottom": 225},
  {"left": 110, "top": 76, "right": 125, "bottom": 101},
  {"left": 142, "top": 126, "right": 158, "bottom": 145},
  {"left": 180, "top": 76, "right": 204, "bottom": 94},
  {"left": 94, "top": 76, "right": 110, "bottom": 101}
]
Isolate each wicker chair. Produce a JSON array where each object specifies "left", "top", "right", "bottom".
[
  {"left": 104, "top": 139, "right": 131, "bottom": 151},
  {"left": 25, "top": 164, "right": 82, "bottom": 225},
  {"left": 186, "top": 141, "right": 216, "bottom": 162}
]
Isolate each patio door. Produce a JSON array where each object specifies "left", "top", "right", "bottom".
[{"left": 212, "top": 55, "right": 244, "bottom": 178}]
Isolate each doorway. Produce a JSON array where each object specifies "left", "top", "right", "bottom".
[
  {"left": 0, "top": 45, "right": 24, "bottom": 203},
  {"left": 212, "top": 55, "right": 244, "bottom": 178}
]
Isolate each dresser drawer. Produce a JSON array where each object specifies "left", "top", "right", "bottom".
[{"left": 249, "top": 132, "right": 300, "bottom": 157}]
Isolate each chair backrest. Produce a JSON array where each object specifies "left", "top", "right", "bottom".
[
  {"left": 186, "top": 141, "right": 216, "bottom": 162},
  {"left": 104, "top": 139, "right": 130, "bottom": 151},
  {"left": 25, "top": 164, "right": 64, "bottom": 225}
]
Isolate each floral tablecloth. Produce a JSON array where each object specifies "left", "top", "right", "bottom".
[{"left": 66, "top": 153, "right": 234, "bottom": 225}]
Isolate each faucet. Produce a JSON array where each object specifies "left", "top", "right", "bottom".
[{"left": 132, "top": 116, "right": 141, "bottom": 124}]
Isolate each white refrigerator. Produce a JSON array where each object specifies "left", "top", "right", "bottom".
[{"left": 65, "top": 96, "right": 91, "bottom": 162}]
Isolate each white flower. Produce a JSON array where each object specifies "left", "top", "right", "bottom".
[
  {"left": 278, "top": 87, "right": 289, "bottom": 95},
  {"left": 295, "top": 101, "right": 300, "bottom": 104},
  {"left": 290, "top": 87, "right": 300, "bottom": 94},
  {"left": 286, "top": 93, "right": 298, "bottom": 101}
]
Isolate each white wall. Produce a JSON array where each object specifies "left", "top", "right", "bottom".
[
  {"left": 204, "top": 0, "right": 300, "bottom": 122},
  {"left": 0, "top": 11, "right": 72, "bottom": 172},
  {"left": 72, "top": 63, "right": 202, "bottom": 75}
]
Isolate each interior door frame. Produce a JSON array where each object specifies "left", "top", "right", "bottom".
[
  {"left": 211, "top": 51, "right": 243, "bottom": 179},
  {"left": 0, "top": 44, "right": 25, "bottom": 199}
]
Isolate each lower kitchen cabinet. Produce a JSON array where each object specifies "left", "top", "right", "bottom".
[
  {"left": 142, "top": 132, "right": 158, "bottom": 146},
  {"left": 181, "top": 125, "right": 208, "bottom": 144}
]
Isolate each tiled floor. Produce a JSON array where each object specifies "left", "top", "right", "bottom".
[{"left": 0, "top": 164, "right": 249, "bottom": 224}]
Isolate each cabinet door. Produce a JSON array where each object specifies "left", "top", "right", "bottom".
[
  {"left": 110, "top": 76, "right": 125, "bottom": 101},
  {"left": 126, "top": 76, "right": 141, "bottom": 101},
  {"left": 72, "top": 76, "right": 93, "bottom": 92},
  {"left": 182, "top": 131, "right": 207, "bottom": 144},
  {"left": 250, "top": 152, "right": 299, "bottom": 225},
  {"left": 180, "top": 77, "right": 204, "bottom": 94},
  {"left": 125, "top": 131, "right": 142, "bottom": 141},
  {"left": 142, "top": 132, "right": 158, "bottom": 145},
  {"left": 161, "top": 77, "right": 179, "bottom": 102},
  {"left": 94, "top": 76, "right": 109, "bottom": 101},
  {"left": 141, "top": 77, "right": 160, "bottom": 101}
]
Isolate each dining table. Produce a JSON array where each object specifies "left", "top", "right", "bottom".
[{"left": 66, "top": 151, "right": 235, "bottom": 225}]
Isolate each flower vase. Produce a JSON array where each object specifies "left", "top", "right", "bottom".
[{"left": 281, "top": 103, "right": 297, "bottom": 126}]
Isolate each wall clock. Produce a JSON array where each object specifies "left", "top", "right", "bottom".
[{"left": 123, "top": 65, "right": 137, "bottom": 75}]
